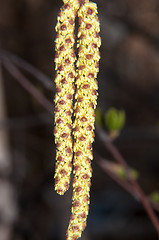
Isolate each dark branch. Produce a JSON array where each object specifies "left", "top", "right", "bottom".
[
  {"left": 95, "top": 125, "right": 159, "bottom": 236},
  {"left": 1, "top": 56, "right": 53, "bottom": 115},
  {"left": 0, "top": 50, "right": 53, "bottom": 91}
]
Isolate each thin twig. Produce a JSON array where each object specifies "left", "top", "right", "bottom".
[
  {"left": 0, "top": 50, "right": 53, "bottom": 91},
  {"left": 95, "top": 154, "right": 159, "bottom": 213},
  {"left": 96, "top": 125, "right": 159, "bottom": 236},
  {"left": 1, "top": 51, "right": 159, "bottom": 235},
  {"left": 1, "top": 56, "right": 53, "bottom": 115},
  {"left": 95, "top": 155, "right": 135, "bottom": 196}
]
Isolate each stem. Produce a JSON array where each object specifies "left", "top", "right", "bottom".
[
  {"left": 95, "top": 154, "right": 159, "bottom": 213},
  {"left": 1, "top": 51, "right": 159, "bottom": 236},
  {"left": 96, "top": 125, "right": 159, "bottom": 236},
  {"left": 1, "top": 57, "right": 53, "bottom": 115},
  {"left": 95, "top": 155, "right": 135, "bottom": 197},
  {"left": 0, "top": 50, "right": 53, "bottom": 91}
]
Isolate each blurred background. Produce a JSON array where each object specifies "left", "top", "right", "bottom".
[{"left": 0, "top": 0, "right": 159, "bottom": 239}]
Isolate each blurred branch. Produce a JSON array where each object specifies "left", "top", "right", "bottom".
[
  {"left": 0, "top": 61, "right": 17, "bottom": 240},
  {"left": 96, "top": 125, "right": 159, "bottom": 235},
  {"left": 95, "top": 155, "right": 136, "bottom": 196},
  {"left": 1, "top": 51, "right": 159, "bottom": 236},
  {"left": 1, "top": 56, "right": 53, "bottom": 115},
  {"left": 0, "top": 50, "right": 53, "bottom": 91},
  {"left": 95, "top": 155, "right": 159, "bottom": 213},
  {"left": 0, "top": 61, "right": 11, "bottom": 172}
]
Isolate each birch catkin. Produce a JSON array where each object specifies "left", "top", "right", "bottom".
[
  {"left": 54, "top": 0, "right": 80, "bottom": 195},
  {"left": 54, "top": 0, "right": 101, "bottom": 238},
  {"left": 66, "top": 2, "right": 101, "bottom": 239}
]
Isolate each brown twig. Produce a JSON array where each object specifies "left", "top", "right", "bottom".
[
  {"left": 0, "top": 50, "right": 53, "bottom": 91},
  {"left": 1, "top": 56, "right": 53, "bottom": 115},
  {"left": 1, "top": 51, "right": 159, "bottom": 236},
  {"left": 95, "top": 154, "right": 159, "bottom": 212},
  {"left": 95, "top": 155, "right": 135, "bottom": 196},
  {"left": 96, "top": 125, "right": 159, "bottom": 236}
]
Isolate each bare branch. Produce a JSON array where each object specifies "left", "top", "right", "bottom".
[
  {"left": 1, "top": 56, "right": 53, "bottom": 115},
  {"left": 95, "top": 154, "right": 159, "bottom": 212},
  {"left": 0, "top": 61, "right": 17, "bottom": 240},
  {"left": 96, "top": 125, "right": 159, "bottom": 236},
  {"left": 0, "top": 50, "right": 53, "bottom": 91},
  {"left": 1, "top": 51, "right": 159, "bottom": 236}
]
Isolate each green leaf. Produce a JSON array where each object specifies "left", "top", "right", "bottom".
[
  {"left": 105, "top": 108, "right": 126, "bottom": 132},
  {"left": 113, "top": 165, "right": 139, "bottom": 180},
  {"left": 117, "top": 166, "right": 126, "bottom": 179},
  {"left": 131, "top": 169, "right": 139, "bottom": 179},
  {"left": 150, "top": 191, "right": 159, "bottom": 203}
]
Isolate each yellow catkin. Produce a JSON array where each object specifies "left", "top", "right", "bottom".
[
  {"left": 66, "top": 2, "right": 101, "bottom": 239},
  {"left": 54, "top": 0, "right": 80, "bottom": 195}
]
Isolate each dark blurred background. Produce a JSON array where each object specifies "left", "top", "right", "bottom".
[{"left": 0, "top": 0, "right": 159, "bottom": 239}]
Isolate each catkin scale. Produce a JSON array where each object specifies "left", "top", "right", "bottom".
[
  {"left": 54, "top": 0, "right": 80, "bottom": 195},
  {"left": 66, "top": 2, "right": 101, "bottom": 239}
]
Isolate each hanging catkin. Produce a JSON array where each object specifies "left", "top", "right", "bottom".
[
  {"left": 66, "top": 2, "right": 101, "bottom": 239},
  {"left": 54, "top": 0, "right": 80, "bottom": 195},
  {"left": 54, "top": 0, "right": 101, "bottom": 238}
]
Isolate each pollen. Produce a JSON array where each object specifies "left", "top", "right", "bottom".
[
  {"left": 54, "top": 0, "right": 80, "bottom": 195},
  {"left": 66, "top": 1, "right": 101, "bottom": 240}
]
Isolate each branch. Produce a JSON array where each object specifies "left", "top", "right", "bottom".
[
  {"left": 95, "top": 155, "right": 159, "bottom": 213},
  {"left": 95, "top": 125, "right": 159, "bottom": 236},
  {"left": 95, "top": 155, "right": 135, "bottom": 196},
  {"left": 1, "top": 51, "right": 159, "bottom": 236},
  {"left": 1, "top": 56, "right": 53, "bottom": 115},
  {"left": 0, "top": 61, "right": 17, "bottom": 240},
  {"left": 0, "top": 50, "right": 53, "bottom": 91}
]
